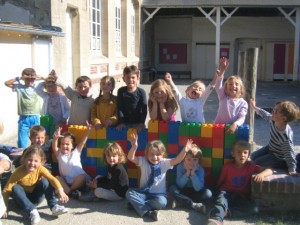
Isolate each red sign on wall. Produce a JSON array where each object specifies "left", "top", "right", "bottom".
[{"left": 159, "top": 43, "right": 187, "bottom": 64}]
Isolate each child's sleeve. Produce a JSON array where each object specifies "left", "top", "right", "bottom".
[
  {"left": 117, "top": 88, "right": 125, "bottom": 124},
  {"left": 176, "top": 163, "right": 189, "bottom": 188},
  {"left": 190, "top": 166, "right": 205, "bottom": 191},
  {"left": 139, "top": 88, "right": 148, "bottom": 124}
]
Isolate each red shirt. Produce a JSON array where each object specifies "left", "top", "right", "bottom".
[{"left": 218, "top": 161, "right": 261, "bottom": 198}]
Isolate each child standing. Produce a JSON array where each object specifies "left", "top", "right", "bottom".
[
  {"left": 148, "top": 79, "right": 178, "bottom": 121},
  {"left": 165, "top": 71, "right": 217, "bottom": 123},
  {"left": 91, "top": 76, "right": 118, "bottom": 129},
  {"left": 126, "top": 134, "right": 191, "bottom": 221},
  {"left": 52, "top": 123, "right": 92, "bottom": 199},
  {"left": 169, "top": 144, "right": 211, "bottom": 213},
  {"left": 250, "top": 99, "right": 300, "bottom": 175},
  {"left": 80, "top": 142, "right": 129, "bottom": 201},
  {"left": 35, "top": 76, "right": 70, "bottom": 126},
  {"left": 52, "top": 70, "right": 94, "bottom": 125},
  {"left": 214, "top": 58, "right": 248, "bottom": 134},
  {"left": 117, "top": 65, "right": 147, "bottom": 132},
  {"left": 2, "top": 145, "right": 69, "bottom": 224},
  {"left": 207, "top": 140, "right": 273, "bottom": 225},
  {"left": 4, "top": 68, "right": 41, "bottom": 148}
]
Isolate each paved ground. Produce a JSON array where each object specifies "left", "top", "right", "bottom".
[{"left": 1, "top": 80, "right": 300, "bottom": 225}]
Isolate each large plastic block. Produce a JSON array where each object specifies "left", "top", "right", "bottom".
[
  {"left": 83, "top": 166, "right": 96, "bottom": 178},
  {"left": 87, "top": 148, "right": 104, "bottom": 158},
  {"left": 49, "top": 124, "right": 56, "bottom": 137},
  {"left": 127, "top": 160, "right": 137, "bottom": 169},
  {"left": 201, "top": 147, "right": 212, "bottom": 158},
  {"left": 96, "top": 157, "right": 105, "bottom": 167},
  {"left": 158, "top": 121, "right": 169, "bottom": 133},
  {"left": 224, "top": 159, "right": 234, "bottom": 164},
  {"left": 212, "top": 148, "right": 224, "bottom": 159},
  {"left": 224, "top": 125, "right": 237, "bottom": 148},
  {"left": 236, "top": 125, "right": 249, "bottom": 141},
  {"left": 81, "top": 148, "right": 87, "bottom": 158},
  {"left": 168, "top": 121, "right": 180, "bottom": 144},
  {"left": 179, "top": 136, "right": 189, "bottom": 146},
  {"left": 68, "top": 125, "right": 87, "bottom": 142},
  {"left": 148, "top": 120, "right": 159, "bottom": 133},
  {"left": 189, "top": 123, "right": 201, "bottom": 137},
  {"left": 158, "top": 133, "right": 168, "bottom": 143},
  {"left": 168, "top": 153, "right": 177, "bottom": 159},
  {"left": 40, "top": 114, "right": 53, "bottom": 127},
  {"left": 179, "top": 122, "right": 190, "bottom": 136},
  {"left": 201, "top": 157, "right": 212, "bottom": 168},
  {"left": 127, "top": 168, "right": 139, "bottom": 178},
  {"left": 86, "top": 139, "right": 97, "bottom": 148},
  {"left": 204, "top": 168, "right": 218, "bottom": 188},
  {"left": 127, "top": 128, "right": 138, "bottom": 140},
  {"left": 107, "top": 127, "right": 127, "bottom": 140},
  {"left": 224, "top": 148, "right": 233, "bottom": 159},
  {"left": 212, "top": 158, "right": 223, "bottom": 178},
  {"left": 96, "top": 127, "right": 107, "bottom": 139},
  {"left": 148, "top": 132, "right": 159, "bottom": 141},
  {"left": 96, "top": 167, "right": 107, "bottom": 176},
  {"left": 137, "top": 129, "right": 148, "bottom": 150},
  {"left": 201, "top": 123, "right": 213, "bottom": 138},
  {"left": 129, "top": 178, "right": 138, "bottom": 188},
  {"left": 117, "top": 140, "right": 127, "bottom": 152},
  {"left": 212, "top": 124, "right": 225, "bottom": 148},
  {"left": 167, "top": 144, "right": 179, "bottom": 154},
  {"left": 196, "top": 137, "right": 212, "bottom": 148},
  {"left": 212, "top": 137, "right": 224, "bottom": 148},
  {"left": 96, "top": 139, "right": 111, "bottom": 148},
  {"left": 81, "top": 156, "right": 97, "bottom": 167},
  {"left": 88, "top": 128, "right": 97, "bottom": 139}
]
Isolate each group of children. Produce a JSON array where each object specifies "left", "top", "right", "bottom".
[{"left": 1, "top": 57, "right": 300, "bottom": 225}]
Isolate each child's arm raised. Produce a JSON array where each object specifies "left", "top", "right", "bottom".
[
  {"left": 127, "top": 133, "right": 138, "bottom": 164},
  {"left": 77, "top": 121, "right": 93, "bottom": 152},
  {"left": 52, "top": 127, "right": 63, "bottom": 158},
  {"left": 170, "top": 139, "right": 191, "bottom": 166}
]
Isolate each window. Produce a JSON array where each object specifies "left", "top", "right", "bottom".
[
  {"left": 90, "top": 0, "right": 101, "bottom": 52},
  {"left": 115, "top": 0, "right": 121, "bottom": 54},
  {"left": 130, "top": 3, "right": 135, "bottom": 56}
]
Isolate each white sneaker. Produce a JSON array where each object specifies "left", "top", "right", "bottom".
[
  {"left": 30, "top": 209, "right": 41, "bottom": 225},
  {"left": 52, "top": 204, "right": 68, "bottom": 216}
]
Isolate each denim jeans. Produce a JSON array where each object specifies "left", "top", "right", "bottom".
[
  {"left": 169, "top": 185, "right": 212, "bottom": 207},
  {"left": 210, "top": 190, "right": 259, "bottom": 222},
  {"left": 250, "top": 145, "right": 287, "bottom": 170},
  {"left": 18, "top": 115, "right": 39, "bottom": 148},
  {"left": 126, "top": 189, "right": 167, "bottom": 217},
  {"left": 12, "top": 178, "right": 57, "bottom": 214}
]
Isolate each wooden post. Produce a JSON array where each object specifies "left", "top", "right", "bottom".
[
  {"left": 238, "top": 51, "right": 245, "bottom": 77},
  {"left": 242, "top": 48, "right": 259, "bottom": 152}
]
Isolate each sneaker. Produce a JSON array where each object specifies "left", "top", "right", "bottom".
[
  {"left": 52, "top": 204, "right": 68, "bottom": 216},
  {"left": 146, "top": 210, "right": 159, "bottom": 221},
  {"left": 79, "top": 191, "right": 100, "bottom": 202},
  {"left": 207, "top": 218, "right": 223, "bottom": 225},
  {"left": 69, "top": 190, "right": 81, "bottom": 200},
  {"left": 192, "top": 202, "right": 206, "bottom": 214},
  {"left": 30, "top": 209, "right": 41, "bottom": 225}
]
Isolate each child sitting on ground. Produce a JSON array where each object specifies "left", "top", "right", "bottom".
[
  {"left": 126, "top": 134, "right": 192, "bottom": 221},
  {"left": 52, "top": 122, "right": 92, "bottom": 199},
  {"left": 250, "top": 99, "right": 300, "bottom": 175},
  {"left": 2, "top": 145, "right": 69, "bottom": 224},
  {"left": 148, "top": 79, "right": 178, "bottom": 121},
  {"left": 79, "top": 142, "right": 128, "bottom": 202},
  {"left": 169, "top": 143, "right": 212, "bottom": 213},
  {"left": 207, "top": 140, "right": 273, "bottom": 225}
]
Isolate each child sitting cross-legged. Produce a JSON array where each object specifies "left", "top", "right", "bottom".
[{"left": 207, "top": 140, "right": 273, "bottom": 225}]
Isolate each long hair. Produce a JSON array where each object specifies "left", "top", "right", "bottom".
[
  {"left": 102, "top": 142, "right": 127, "bottom": 165},
  {"left": 224, "top": 75, "right": 245, "bottom": 98},
  {"left": 94, "top": 76, "right": 116, "bottom": 105},
  {"left": 21, "top": 144, "right": 46, "bottom": 165}
]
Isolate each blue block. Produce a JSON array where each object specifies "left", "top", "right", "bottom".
[
  {"left": 81, "top": 157, "right": 97, "bottom": 166},
  {"left": 129, "top": 178, "right": 138, "bottom": 188},
  {"left": 81, "top": 148, "right": 87, "bottom": 158},
  {"left": 224, "top": 148, "right": 233, "bottom": 159},
  {"left": 86, "top": 139, "right": 97, "bottom": 148},
  {"left": 168, "top": 121, "right": 180, "bottom": 144},
  {"left": 96, "top": 167, "right": 107, "bottom": 176},
  {"left": 107, "top": 127, "right": 127, "bottom": 140},
  {"left": 137, "top": 129, "right": 148, "bottom": 150},
  {"left": 237, "top": 125, "right": 249, "bottom": 141}
]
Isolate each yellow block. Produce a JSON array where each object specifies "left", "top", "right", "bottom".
[
  {"left": 96, "top": 127, "right": 106, "bottom": 139},
  {"left": 201, "top": 123, "right": 213, "bottom": 138},
  {"left": 201, "top": 157, "right": 212, "bottom": 168},
  {"left": 148, "top": 120, "right": 159, "bottom": 133},
  {"left": 127, "top": 128, "right": 138, "bottom": 139},
  {"left": 68, "top": 125, "right": 87, "bottom": 142},
  {"left": 212, "top": 148, "right": 224, "bottom": 158},
  {"left": 88, "top": 128, "right": 97, "bottom": 139},
  {"left": 87, "top": 148, "right": 104, "bottom": 158},
  {"left": 127, "top": 168, "right": 139, "bottom": 178}
]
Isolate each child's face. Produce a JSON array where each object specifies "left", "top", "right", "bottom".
[
  {"left": 45, "top": 83, "right": 58, "bottom": 95},
  {"left": 0, "top": 159, "right": 10, "bottom": 174},
  {"left": 225, "top": 79, "right": 241, "bottom": 99},
  {"left": 31, "top": 131, "right": 46, "bottom": 146},
  {"left": 100, "top": 79, "right": 113, "bottom": 95},
  {"left": 22, "top": 75, "right": 36, "bottom": 87},
  {"left": 123, "top": 73, "right": 139, "bottom": 91},
  {"left": 105, "top": 153, "right": 119, "bottom": 166},
  {"left": 186, "top": 82, "right": 205, "bottom": 99},
  {"left": 147, "top": 146, "right": 163, "bottom": 164},
  {"left": 24, "top": 153, "right": 42, "bottom": 173},
  {"left": 231, "top": 148, "right": 250, "bottom": 167},
  {"left": 76, "top": 81, "right": 91, "bottom": 96},
  {"left": 183, "top": 154, "right": 199, "bottom": 170},
  {"left": 60, "top": 137, "right": 74, "bottom": 155},
  {"left": 152, "top": 86, "right": 167, "bottom": 102},
  {"left": 272, "top": 106, "right": 287, "bottom": 123}
]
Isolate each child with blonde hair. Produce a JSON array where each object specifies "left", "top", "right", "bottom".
[
  {"left": 52, "top": 122, "right": 92, "bottom": 199},
  {"left": 169, "top": 144, "right": 212, "bottom": 213},
  {"left": 2, "top": 145, "right": 69, "bottom": 224},
  {"left": 126, "top": 135, "right": 192, "bottom": 221},
  {"left": 91, "top": 76, "right": 118, "bottom": 129},
  {"left": 80, "top": 142, "right": 129, "bottom": 201},
  {"left": 214, "top": 58, "right": 248, "bottom": 134},
  {"left": 250, "top": 99, "right": 300, "bottom": 175},
  {"left": 148, "top": 79, "right": 178, "bottom": 121}
]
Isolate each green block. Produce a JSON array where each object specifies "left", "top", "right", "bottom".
[
  {"left": 96, "top": 157, "right": 105, "bottom": 167},
  {"left": 49, "top": 124, "right": 56, "bottom": 137},
  {"left": 96, "top": 139, "right": 111, "bottom": 148},
  {"left": 40, "top": 114, "right": 53, "bottom": 126},
  {"left": 212, "top": 158, "right": 223, "bottom": 178},
  {"left": 179, "top": 122, "right": 190, "bottom": 136},
  {"left": 202, "top": 147, "right": 212, "bottom": 158},
  {"left": 189, "top": 123, "right": 201, "bottom": 137},
  {"left": 158, "top": 133, "right": 168, "bottom": 143},
  {"left": 224, "top": 135, "right": 237, "bottom": 148}
]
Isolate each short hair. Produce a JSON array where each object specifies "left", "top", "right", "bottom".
[
  {"left": 224, "top": 76, "right": 245, "bottom": 98},
  {"left": 21, "top": 144, "right": 46, "bottom": 165},
  {"left": 232, "top": 140, "right": 251, "bottom": 154},
  {"left": 123, "top": 65, "right": 139, "bottom": 78},
  {"left": 275, "top": 101, "right": 300, "bottom": 123},
  {"left": 75, "top": 75, "right": 92, "bottom": 87},
  {"left": 21, "top": 68, "right": 36, "bottom": 77},
  {"left": 186, "top": 144, "right": 203, "bottom": 162},
  {"left": 44, "top": 76, "right": 57, "bottom": 87},
  {"left": 102, "top": 142, "right": 127, "bottom": 165},
  {"left": 144, "top": 140, "right": 166, "bottom": 158},
  {"left": 29, "top": 125, "right": 46, "bottom": 139}
]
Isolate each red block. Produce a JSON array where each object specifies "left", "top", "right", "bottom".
[
  {"left": 168, "top": 144, "right": 179, "bottom": 154},
  {"left": 83, "top": 166, "right": 96, "bottom": 178},
  {"left": 127, "top": 161, "right": 137, "bottom": 169},
  {"left": 179, "top": 136, "right": 189, "bottom": 146},
  {"left": 148, "top": 132, "right": 159, "bottom": 141},
  {"left": 212, "top": 138, "right": 224, "bottom": 148},
  {"left": 117, "top": 140, "right": 127, "bottom": 152},
  {"left": 158, "top": 121, "right": 169, "bottom": 133},
  {"left": 192, "top": 137, "right": 212, "bottom": 148}
]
